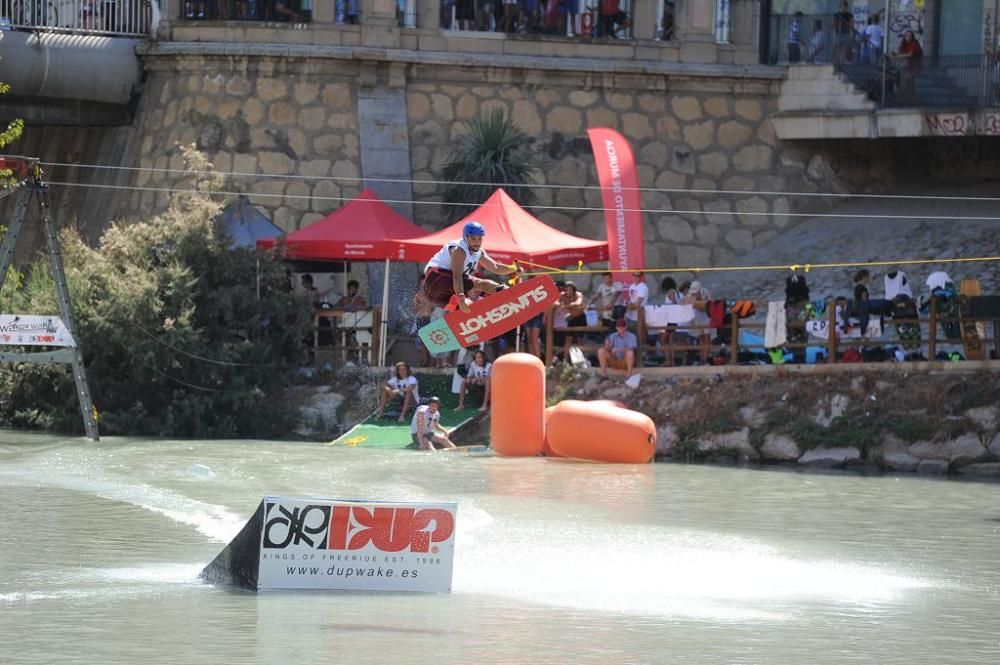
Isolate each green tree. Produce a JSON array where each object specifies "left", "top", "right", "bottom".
[
  {"left": 0, "top": 147, "right": 312, "bottom": 437},
  {"left": 0, "top": 76, "right": 25, "bottom": 186},
  {"left": 441, "top": 108, "right": 539, "bottom": 222}
]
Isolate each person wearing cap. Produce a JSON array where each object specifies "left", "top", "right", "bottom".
[
  {"left": 416, "top": 220, "right": 519, "bottom": 314},
  {"left": 597, "top": 318, "right": 638, "bottom": 378},
  {"left": 410, "top": 397, "right": 457, "bottom": 451}
]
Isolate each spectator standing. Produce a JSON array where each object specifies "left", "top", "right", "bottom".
[
  {"left": 553, "top": 281, "right": 586, "bottom": 361},
  {"left": 410, "top": 397, "right": 457, "bottom": 451},
  {"left": 808, "top": 20, "right": 827, "bottom": 63},
  {"left": 588, "top": 271, "right": 621, "bottom": 329},
  {"left": 455, "top": 349, "right": 492, "bottom": 411},
  {"left": 624, "top": 271, "right": 649, "bottom": 331},
  {"left": 659, "top": 1, "right": 674, "bottom": 40},
  {"left": 853, "top": 269, "right": 871, "bottom": 336},
  {"left": 377, "top": 361, "right": 420, "bottom": 422},
  {"left": 892, "top": 30, "right": 923, "bottom": 100},
  {"left": 863, "top": 13, "right": 883, "bottom": 64},
  {"left": 598, "top": 318, "right": 637, "bottom": 378},
  {"left": 833, "top": 1, "right": 854, "bottom": 64},
  {"left": 454, "top": 0, "right": 475, "bottom": 29},
  {"left": 599, "top": 0, "right": 624, "bottom": 38},
  {"left": 788, "top": 11, "right": 804, "bottom": 63},
  {"left": 521, "top": 0, "right": 541, "bottom": 32},
  {"left": 657, "top": 277, "right": 681, "bottom": 365},
  {"left": 686, "top": 280, "right": 712, "bottom": 364},
  {"left": 300, "top": 273, "right": 321, "bottom": 309},
  {"left": 498, "top": 0, "right": 519, "bottom": 32}
]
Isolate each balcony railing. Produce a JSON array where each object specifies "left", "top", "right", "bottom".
[
  {"left": 0, "top": 0, "right": 153, "bottom": 36},
  {"left": 179, "top": 0, "right": 314, "bottom": 22},
  {"left": 439, "top": 0, "right": 634, "bottom": 39}
]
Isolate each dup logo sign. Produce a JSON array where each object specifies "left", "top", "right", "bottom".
[{"left": 257, "top": 497, "right": 458, "bottom": 592}]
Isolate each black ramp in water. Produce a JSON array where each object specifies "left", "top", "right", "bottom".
[{"left": 201, "top": 500, "right": 264, "bottom": 591}]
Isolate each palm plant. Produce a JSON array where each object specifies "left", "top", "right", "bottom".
[{"left": 441, "top": 108, "right": 539, "bottom": 222}]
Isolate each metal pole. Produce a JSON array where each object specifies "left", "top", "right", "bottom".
[
  {"left": 379, "top": 257, "right": 391, "bottom": 366},
  {"left": 881, "top": 0, "right": 890, "bottom": 106}
]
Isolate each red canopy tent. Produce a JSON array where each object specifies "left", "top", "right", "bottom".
[
  {"left": 256, "top": 188, "right": 427, "bottom": 259},
  {"left": 395, "top": 189, "right": 609, "bottom": 267},
  {"left": 256, "top": 189, "right": 430, "bottom": 366}
]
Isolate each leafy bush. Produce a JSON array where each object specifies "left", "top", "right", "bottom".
[{"left": 0, "top": 148, "right": 311, "bottom": 437}]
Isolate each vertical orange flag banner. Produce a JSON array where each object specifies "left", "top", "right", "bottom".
[{"left": 586, "top": 128, "right": 645, "bottom": 282}]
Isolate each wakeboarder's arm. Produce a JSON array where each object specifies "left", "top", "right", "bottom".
[{"left": 477, "top": 253, "right": 517, "bottom": 277}]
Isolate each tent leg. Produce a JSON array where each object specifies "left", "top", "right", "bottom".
[
  {"left": 379, "top": 258, "right": 391, "bottom": 367},
  {"left": 515, "top": 325, "right": 521, "bottom": 352}
]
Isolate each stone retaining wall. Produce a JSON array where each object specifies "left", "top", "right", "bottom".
[
  {"left": 124, "top": 50, "right": 896, "bottom": 278},
  {"left": 550, "top": 365, "right": 1000, "bottom": 478}
]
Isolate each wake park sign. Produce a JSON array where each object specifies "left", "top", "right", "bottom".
[
  {"left": 202, "top": 497, "right": 458, "bottom": 593},
  {"left": 0, "top": 315, "right": 77, "bottom": 347}
]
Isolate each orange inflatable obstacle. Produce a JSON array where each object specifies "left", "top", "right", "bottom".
[
  {"left": 542, "top": 401, "right": 628, "bottom": 458},
  {"left": 546, "top": 400, "right": 656, "bottom": 464},
  {"left": 490, "top": 353, "right": 545, "bottom": 457}
]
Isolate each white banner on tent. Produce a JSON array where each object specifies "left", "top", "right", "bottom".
[
  {"left": 258, "top": 497, "right": 457, "bottom": 592},
  {"left": 0, "top": 315, "right": 77, "bottom": 348}
]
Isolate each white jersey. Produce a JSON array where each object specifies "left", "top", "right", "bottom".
[
  {"left": 387, "top": 374, "right": 420, "bottom": 404},
  {"left": 425, "top": 238, "right": 485, "bottom": 278},
  {"left": 467, "top": 361, "right": 491, "bottom": 381},
  {"left": 410, "top": 405, "right": 440, "bottom": 435}
]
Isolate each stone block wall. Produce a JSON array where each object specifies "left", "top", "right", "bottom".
[
  {"left": 121, "top": 51, "right": 902, "bottom": 289},
  {"left": 130, "top": 56, "right": 365, "bottom": 231}
]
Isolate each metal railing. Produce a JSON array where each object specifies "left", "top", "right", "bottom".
[
  {"left": 0, "top": 0, "right": 153, "bottom": 35},
  {"left": 179, "top": 0, "right": 314, "bottom": 22},
  {"left": 840, "top": 53, "right": 1000, "bottom": 109},
  {"left": 541, "top": 298, "right": 1000, "bottom": 368},
  {"left": 440, "top": 0, "right": 633, "bottom": 39},
  {"left": 765, "top": 12, "right": 1000, "bottom": 110}
]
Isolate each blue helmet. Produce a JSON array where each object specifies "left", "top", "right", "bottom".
[{"left": 462, "top": 221, "right": 486, "bottom": 237}]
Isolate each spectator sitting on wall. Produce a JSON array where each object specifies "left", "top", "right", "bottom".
[
  {"left": 598, "top": 318, "right": 637, "bottom": 378},
  {"left": 455, "top": 349, "right": 492, "bottom": 411},
  {"left": 410, "top": 397, "right": 457, "bottom": 451},
  {"left": 377, "top": 361, "right": 420, "bottom": 422}
]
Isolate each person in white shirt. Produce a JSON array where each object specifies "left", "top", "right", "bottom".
[
  {"left": 587, "top": 271, "right": 621, "bottom": 328},
  {"left": 410, "top": 397, "right": 457, "bottom": 451},
  {"left": 377, "top": 361, "right": 420, "bottom": 422},
  {"left": 863, "top": 14, "right": 883, "bottom": 64},
  {"left": 455, "top": 349, "right": 492, "bottom": 412},
  {"left": 624, "top": 271, "right": 649, "bottom": 326}
]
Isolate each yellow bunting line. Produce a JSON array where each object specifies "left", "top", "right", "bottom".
[{"left": 517, "top": 255, "right": 1000, "bottom": 278}]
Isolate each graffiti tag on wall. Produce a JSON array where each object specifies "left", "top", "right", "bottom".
[
  {"left": 923, "top": 113, "right": 969, "bottom": 136},
  {"left": 979, "top": 112, "right": 1000, "bottom": 136}
]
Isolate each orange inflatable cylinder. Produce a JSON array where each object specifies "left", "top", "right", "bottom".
[
  {"left": 543, "top": 401, "right": 626, "bottom": 457},
  {"left": 490, "top": 353, "right": 545, "bottom": 456},
  {"left": 547, "top": 400, "right": 656, "bottom": 464},
  {"left": 542, "top": 406, "right": 562, "bottom": 457}
]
